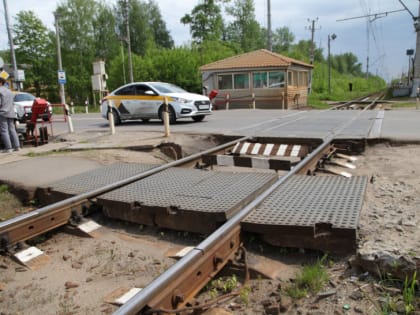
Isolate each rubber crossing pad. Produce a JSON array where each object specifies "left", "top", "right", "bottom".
[
  {"left": 36, "top": 163, "right": 158, "bottom": 205},
  {"left": 242, "top": 175, "right": 368, "bottom": 253},
  {"left": 97, "top": 168, "right": 278, "bottom": 234}
]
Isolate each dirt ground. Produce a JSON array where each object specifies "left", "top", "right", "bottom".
[{"left": 0, "top": 134, "right": 419, "bottom": 315}]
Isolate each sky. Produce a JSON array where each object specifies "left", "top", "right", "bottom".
[{"left": 0, "top": 0, "right": 418, "bottom": 82}]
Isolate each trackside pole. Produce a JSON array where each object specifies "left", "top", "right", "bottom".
[
  {"left": 252, "top": 93, "right": 256, "bottom": 110},
  {"left": 163, "top": 97, "right": 170, "bottom": 137},
  {"left": 226, "top": 93, "right": 230, "bottom": 110},
  {"left": 282, "top": 92, "right": 285, "bottom": 111},
  {"left": 64, "top": 104, "right": 74, "bottom": 133},
  {"left": 107, "top": 101, "right": 115, "bottom": 135}
]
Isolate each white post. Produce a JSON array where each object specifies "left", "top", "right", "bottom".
[
  {"left": 226, "top": 93, "right": 230, "bottom": 111},
  {"left": 163, "top": 97, "right": 170, "bottom": 137},
  {"left": 65, "top": 104, "right": 74, "bottom": 133},
  {"left": 252, "top": 93, "right": 256, "bottom": 110},
  {"left": 84, "top": 99, "right": 89, "bottom": 114},
  {"left": 70, "top": 101, "right": 75, "bottom": 114},
  {"left": 107, "top": 101, "right": 115, "bottom": 135},
  {"left": 282, "top": 92, "right": 285, "bottom": 111}
]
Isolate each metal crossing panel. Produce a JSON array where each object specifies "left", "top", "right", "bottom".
[
  {"left": 36, "top": 163, "right": 158, "bottom": 205},
  {"left": 242, "top": 175, "right": 368, "bottom": 253},
  {"left": 98, "top": 168, "right": 278, "bottom": 234}
]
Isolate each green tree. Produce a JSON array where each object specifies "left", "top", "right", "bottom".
[
  {"left": 225, "top": 0, "right": 265, "bottom": 52},
  {"left": 181, "top": 0, "right": 225, "bottom": 44},
  {"left": 331, "top": 53, "right": 362, "bottom": 76},
  {"left": 272, "top": 26, "right": 295, "bottom": 53},
  {"left": 55, "top": 0, "right": 98, "bottom": 103},
  {"left": 147, "top": 0, "right": 174, "bottom": 49},
  {"left": 13, "top": 10, "right": 55, "bottom": 97},
  {"left": 115, "top": 0, "right": 173, "bottom": 56},
  {"left": 92, "top": 3, "right": 120, "bottom": 61},
  {"left": 288, "top": 40, "right": 324, "bottom": 63}
]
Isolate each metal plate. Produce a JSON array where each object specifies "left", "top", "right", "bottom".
[
  {"left": 37, "top": 163, "right": 158, "bottom": 205},
  {"left": 98, "top": 168, "right": 277, "bottom": 233},
  {"left": 242, "top": 175, "right": 368, "bottom": 253}
]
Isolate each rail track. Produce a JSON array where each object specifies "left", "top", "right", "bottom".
[
  {"left": 331, "top": 91, "right": 387, "bottom": 110},
  {"left": 0, "top": 95, "right": 383, "bottom": 314}
]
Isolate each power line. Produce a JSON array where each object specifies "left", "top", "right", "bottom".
[
  {"left": 336, "top": 8, "right": 406, "bottom": 22},
  {"left": 397, "top": 0, "right": 417, "bottom": 21},
  {"left": 337, "top": 6, "right": 407, "bottom": 79}
]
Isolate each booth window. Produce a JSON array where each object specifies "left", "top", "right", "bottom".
[
  {"left": 253, "top": 72, "right": 268, "bottom": 88},
  {"left": 218, "top": 74, "right": 233, "bottom": 90},
  {"left": 268, "top": 71, "right": 285, "bottom": 88},
  {"left": 288, "top": 71, "right": 297, "bottom": 86},
  {"left": 253, "top": 71, "right": 285, "bottom": 88},
  {"left": 298, "top": 71, "right": 308, "bottom": 86},
  {"left": 218, "top": 73, "right": 249, "bottom": 90},
  {"left": 234, "top": 73, "right": 249, "bottom": 89}
]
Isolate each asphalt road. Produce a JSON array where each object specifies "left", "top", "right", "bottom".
[{"left": 49, "top": 108, "right": 420, "bottom": 141}]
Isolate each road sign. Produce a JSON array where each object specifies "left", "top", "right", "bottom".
[
  {"left": 58, "top": 70, "right": 66, "bottom": 84},
  {"left": 0, "top": 70, "right": 9, "bottom": 80}
]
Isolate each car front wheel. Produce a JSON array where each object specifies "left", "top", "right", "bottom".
[
  {"left": 109, "top": 110, "right": 121, "bottom": 125},
  {"left": 159, "top": 105, "right": 176, "bottom": 124}
]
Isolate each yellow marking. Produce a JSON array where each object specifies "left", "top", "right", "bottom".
[{"left": 105, "top": 95, "right": 174, "bottom": 102}]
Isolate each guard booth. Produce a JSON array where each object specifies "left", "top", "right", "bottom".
[{"left": 200, "top": 49, "right": 313, "bottom": 110}]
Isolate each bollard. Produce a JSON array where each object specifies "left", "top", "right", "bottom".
[
  {"left": 107, "top": 101, "right": 116, "bottom": 135},
  {"left": 252, "top": 93, "right": 256, "bottom": 110},
  {"left": 282, "top": 92, "right": 285, "bottom": 111},
  {"left": 70, "top": 101, "right": 75, "bottom": 115},
  {"left": 64, "top": 104, "right": 74, "bottom": 133},
  {"left": 84, "top": 99, "right": 89, "bottom": 114},
  {"left": 417, "top": 87, "right": 420, "bottom": 109},
  {"left": 163, "top": 97, "right": 170, "bottom": 137},
  {"left": 226, "top": 93, "right": 230, "bottom": 111},
  {"left": 107, "top": 100, "right": 115, "bottom": 135}
]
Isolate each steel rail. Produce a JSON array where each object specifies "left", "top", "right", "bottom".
[
  {"left": 114, "top": 137, "right": 335, "bottom": 315},
  {"left": 113, "top": 96, "right": 382, "bottom": 315},
  {"left": 0, "top": 110, "right": 312, "bottom": 247},
  {"left": 0, "top": 137, "right": 249, "bottom": 235},
  {"left": 331, "top": 92, "right": 384, "bottom": 110}
]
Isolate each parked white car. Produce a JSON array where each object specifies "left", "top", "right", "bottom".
[{"left": 101, "top": 82, "right": 212, "bottom": 124}]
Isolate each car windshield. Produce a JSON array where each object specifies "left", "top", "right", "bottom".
[
  {"left": 149, "top": 82, "right": 187, "bottom": 94},
  {"left": 14, "top": 93, "right": 35, "bottom": 102}
]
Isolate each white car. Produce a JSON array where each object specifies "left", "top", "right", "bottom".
[
  {"left": 13, "top": 92, "right": 52, "bottom": 123},
  {"left": 101, "top": 82, "right": 212, "bottom": 124}
]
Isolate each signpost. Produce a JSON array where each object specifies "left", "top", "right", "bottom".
[{"left": 58, "top": 70, "right": 66, "bottom": 84}]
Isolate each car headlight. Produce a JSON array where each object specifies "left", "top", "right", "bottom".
[{"left": 171, "top": 97, "right": 191, "bottom": 104}]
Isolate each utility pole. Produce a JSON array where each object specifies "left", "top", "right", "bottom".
[
  {"left": 54, "top": 12, "right": 65, "bottom": 105},
  {"left": 3, "top": 0, "right": 19, "bottom": 90},
  {"left": 123, "top": 0, "right": 134, "bottom": 83},
  {"left": 267, "top": 0, "right": 272, "bottom": 51},
  {"left": 307, "top": 18, "right": 319, "bottom": 65},
  {"left": 399, "top": 0, "right": 420, "bottom": 97},
  {"left": 328, "top": 34, "right": 337, "bottom": 94},
  {"left": 306, "top": 18, "right": 320, "bottom": 94}
]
